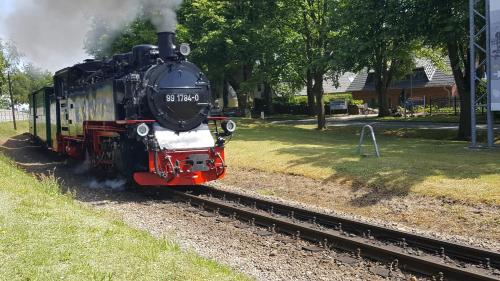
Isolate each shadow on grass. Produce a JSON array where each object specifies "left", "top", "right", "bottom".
[
  {"left": 233, "top": 124, "right": 500, "bottom": 206},
  {"left": 0, "top": 133, "right": 172, "bottom": 206}
]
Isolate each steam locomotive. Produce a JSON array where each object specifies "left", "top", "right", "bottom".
[{"left": 29, "top": 32, "right": 236, "bottom": 186}]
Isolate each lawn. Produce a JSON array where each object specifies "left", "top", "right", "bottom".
[
  {"left": 371, "top": 114, "right": 500, "bottom": 124},
  {"left": 226, "top": 119, "right": 500, "bottom": 205},
  {"left": 0, "top": 122, "right": 248, "bottom": 281},
  {"left": 0, "top": 121, "right": 28, "bottom": 139}
]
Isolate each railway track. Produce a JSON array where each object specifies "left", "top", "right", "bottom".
[{"left": 168, "top": 186, "right": 500, "bottom": 281}]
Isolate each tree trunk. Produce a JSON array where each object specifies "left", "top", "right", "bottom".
[
  {"left": 306, "top": 69, "right": 316, "bottom": 116},
  {"left": 240, "top": 64, "right": 253, "bottom": 115},
  {"left": 222, "top": 78, "right": 229, "bottom": 108},
  {"left": 313, "top": 72, "right": 326, "bottom": 129},
  {"left": 229, "top": 64, "right": 253, "bottom": 115},
  {"left": 233, "top": 82, "right": 248, "bottom": 112},
  {"left": 447, "top": 41, "right": 471, "bottom": 140},
  {"left": 263, "top": 82, "right": 274, "bottom": 114},
  {"left": 375, "top": 79, "right": 390, "bottom": 117}
]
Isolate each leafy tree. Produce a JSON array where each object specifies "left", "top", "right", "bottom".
[
  {"left": 0, "top": 40, "right": 21, "bottom": 108},
  {"left": 414, "top": 0, "right": 472, "bottom": 140},
  {"left": 16, "top": 64, "right": 52, "bottom": 104},
  {"left": 338, "top": 0, "right": 421, "bottom": 117},
  {"left": 0, "top": 41, "right": 52, "bottom": 106},
  {"left": 239, "top": 2, "right": 305, "bottom": 114},
  {"left": 295, "top": 0, "right": 340, "bottom": 128},
  {"left": 0, "top": 42, "right": 7, "bottom": 108},
  {"left": 179, "top": 0, "right": 304, "bottom": 113}
]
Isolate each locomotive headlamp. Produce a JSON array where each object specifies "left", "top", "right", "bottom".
[
  {"left": 136, "top": 123, "right": 150, "bottom": 137},
  {"left": 221, "top": 120, "right": 236, "bottom": 135},
  {"left": 179, "top": 43, "right": 191, "bottom": 56}
]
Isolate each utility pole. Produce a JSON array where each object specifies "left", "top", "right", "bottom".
[
  {"left": 469, "top": 0, "right": 495, "bottom": 148},
  {"left": 7, "top": 71, "right": 16, "bottom": 130}
]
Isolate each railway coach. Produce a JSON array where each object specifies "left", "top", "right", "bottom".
[{"left": 29, "top": 32, "right": 236, "bottom": 187}]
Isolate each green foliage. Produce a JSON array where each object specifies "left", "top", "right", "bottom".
[
  {"left": 294, "top": 93, "right": 357, "bottom": 105},
  {"left": 178, "top": 0, "right": 306, "bottom": 96},
  {"left": 337, "top": 0, "right": 423, "bottom": 116},
  {"left": 273, "top": 93, "right": 363, "bottom": 115},
  {"left": 80, "top": 0, "right": 467, "bottom": 126},
  {"left": 8, "top": 64, "right": 52, "bottom": 104},
  {"left": 0, "top": 41, "right": 9, "bottom": 102},
  {"left": 413, "top": 0, "right": 471, "bottom": 139},
  {"left": 0, "top": 41, "right": 52, "bottom": 107}
]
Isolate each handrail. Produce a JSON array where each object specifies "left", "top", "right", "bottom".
[{"left": 357, "top": 125, "right": 381, "bottom": 158}]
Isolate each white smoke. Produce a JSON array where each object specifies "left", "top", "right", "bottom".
[
  {"left": 88, "top": 178, "right": 127, "bottom": 191},
  {"left": 2, "top": 0, "right": 183, "bottom": 72},
  {"left": 73, "top": 153, "right": 91, "bottom": 175},
  {"left": 143, "top": 0, "right": 184, "bottom": 32}
]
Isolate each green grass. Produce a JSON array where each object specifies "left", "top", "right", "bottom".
[
  {"left": 369, "top": 114, "right": 500, "bottom": 124},
  {"left": 226, "top": 119, "right": 500, "bottom": 205},
  {"left": 0, "top": 122, "right": 249, "bottom": 281},
  {"left": 262, "top": 112, "right": 499, "bottom": 124},
  {"left": 0, "top": 121, "right": 28, "bottom": 139}
]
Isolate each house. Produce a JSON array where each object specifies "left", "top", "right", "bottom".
[
  {"left": 347, "top": 60, "right": 457, "bottom": 108},
  {"left": 297, "top": 72, "right": 357, "bottom": 96}
]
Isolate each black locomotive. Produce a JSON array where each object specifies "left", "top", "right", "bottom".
[{"left": 29, "top": 32, "right": 235, "bottom": 186}]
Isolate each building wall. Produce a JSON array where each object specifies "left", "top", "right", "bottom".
[{"left": 351, "top": 86, "right": 456, "bottom": 107}]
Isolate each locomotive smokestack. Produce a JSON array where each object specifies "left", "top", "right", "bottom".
[{"left": 158, "top": 32, "right": 177, "bottom": 60}]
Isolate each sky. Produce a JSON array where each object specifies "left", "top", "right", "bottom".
[
  {"left": 0, "top": 0, "right": 89, "bottom": 72},
  {"left": 0, "top": 0, "right": 16, "bottom": 39},
  {"left": 492, "top": 0, "right": 500, "bottom": 11},
  {"left": 0, "top": 0, "right": 182, "bottom": 72}
]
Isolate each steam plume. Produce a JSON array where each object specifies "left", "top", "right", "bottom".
[{"left": 2, "top": 0, "right": 183, "bottom": 71}]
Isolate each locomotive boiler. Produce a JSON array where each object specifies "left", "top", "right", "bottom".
[{"left": 29, "top": 32, "right": 236, "bottom": 186}]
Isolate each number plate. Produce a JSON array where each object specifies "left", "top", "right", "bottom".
[{"left": 165, "top": 93, "right": 201, "bottom": 103}]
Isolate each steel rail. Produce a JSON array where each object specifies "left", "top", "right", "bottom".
[
  {"left": 201, "top": 186, "right": 500, "bottom": 269},
  {"left": 169, "top": 187, "right": 499, "bottom": 281}
]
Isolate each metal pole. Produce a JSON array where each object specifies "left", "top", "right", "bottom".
[
  {"left": 7, "top": 71, "right": 17, "bottom": 130},
  {"left": 486, "top": 0, "right": 495, "bottom": 148},
  {"left": 469, "top": 0, "right": 477, "bottom": 147}
]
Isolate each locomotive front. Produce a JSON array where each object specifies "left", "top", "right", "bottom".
[{"left": 132, "top": 32, "right": 236, "bottom": 186}]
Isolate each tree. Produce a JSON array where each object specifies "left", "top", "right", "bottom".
[
  {"left": 16, "top": 64, "right": 53, "bottom": 104},
  {"left": 0, "top": 42, "right": 8, "bottom": 108},
  {"left": 0, "top": 41, "right": 53, "bottom": 106},
  {"left": 338, "top": 0, "right": 421, "bottom": 117},
  {"left": 179, "top": 0, "right": 304, "bottom": 113},
  {"left": 414, "top": 0, "right": 472, "bottom": 140},
  {"left": 0, "top": 40, "right": 21, "bottom": 108},
  {"left": 279, "top": 0, "right": 341, "bottom": 129},
  {"left": 243, "top": 2, "right": 305, "bottom": 114}
]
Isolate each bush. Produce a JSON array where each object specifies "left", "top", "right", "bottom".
[{"left": 264, "top": 93, "right": 365, "bottom": 115}]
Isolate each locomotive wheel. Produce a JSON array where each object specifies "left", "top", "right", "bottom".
[{"left": 113, "top": 137, "right": 146, "bottom": 191}]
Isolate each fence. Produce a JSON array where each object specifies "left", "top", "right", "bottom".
[
  {"left": 0, "top": 110, "right": 30, "bottom": 122},
  {"left": 404, "top": 96, "right": 461, "bottom": 116}
]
